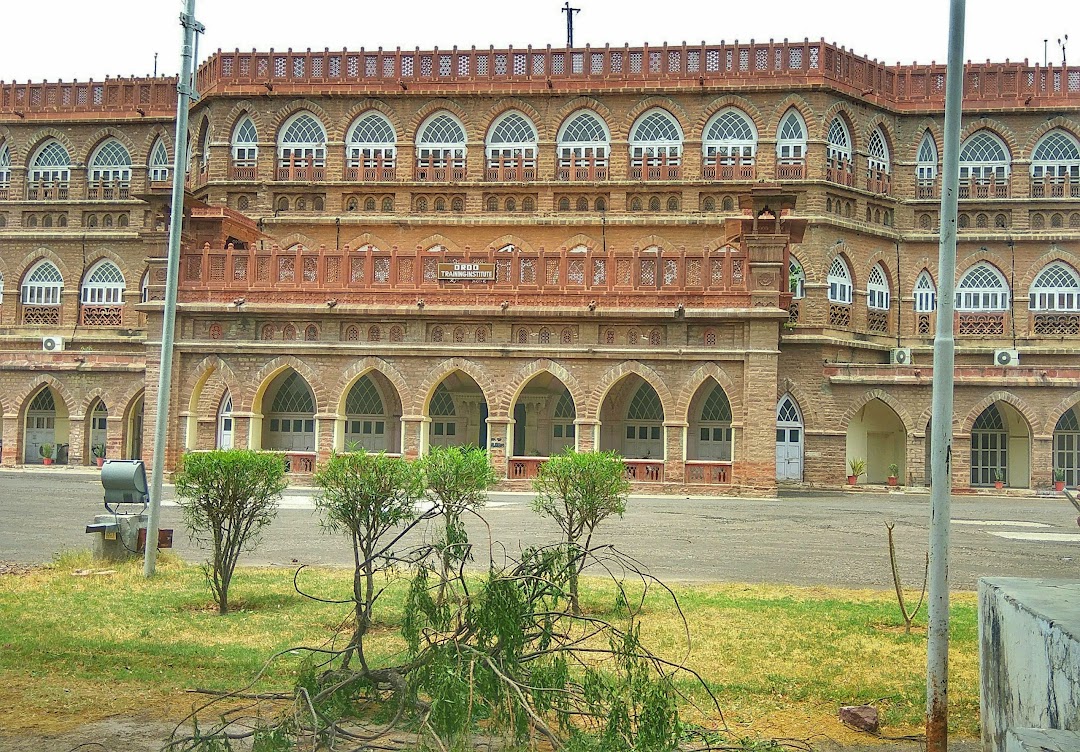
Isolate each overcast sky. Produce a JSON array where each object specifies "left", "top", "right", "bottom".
[{"left": 2, "top": 0, "right": 1071, "bottom": 83}]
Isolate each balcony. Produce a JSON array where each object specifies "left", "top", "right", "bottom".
[
  {"left": 80, "top": 305, "right": 123, "bottom": 327},
  {"left": 485, "top": 157, "right": 536, "bottom": 182},
  {"left": 959, "top": 177, "right": 1009, "bottom": 199},
  {"left": 276, "top": 162, "right": 325, "bottom": 182},
  {"left": 866, "top": 171, "right": 891, "bottom": 195},
  {"left": 86, "top": 181, "right": 130, "bottom": 200},
  {"left": 1033, "top": 312, "right": 1080, "bottom": 336},
  {"left": 230, "top": 162, "right": 258, "bottom": 180},
  {"left": 684, "top": 460, "right": 732, "bottom": 485},
  {"left": 629, "top": 157, "right": 681, "bottom": 181},
  {"left": 1030, "top": 175, "right": 1080, "bottom": 198},
  {"left": 958, "top": 311, "right": 1005, "bottom": 336},
  {"left": 557, "top": 156, "right": 608, "bottom": 181},
  {"left": 775, "top": 161, "right": 805, "bottom": 180},
  {"left": 414, "top": 157, "right": 467, "bottom": 182},
  {"left": 916, "top": 180, "right": 938, "bottom": 199},
  {"left": 0, "top": 183, "right": 8, "bottom": 200},
  {"left": 26, "top": 182, "right": 69, "bottom": 201},
  {"left": 702, "top": 161, "right": 755, "bottom": 180},
  {"left": 21, "top": 305, "right": 61, "bottom": 326},
  {"left": 345, "top": 158, "right": 396, "bottom": 182},
  {"left": 826, "top": 158, "right": 855, "bottom": 187}
]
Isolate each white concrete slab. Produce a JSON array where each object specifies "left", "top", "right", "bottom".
[
  {"left": 988, "top": 532, "right": 1080, "bottom": 542},
  {"left": 952, "top": 520, "right": 1052, "bottom": 528}
]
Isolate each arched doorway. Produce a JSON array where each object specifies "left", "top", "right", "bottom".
[
  {"left": 970, "top": 402, "right": 1030, "bottom": 487},
  {"left": 88, "top": 399, "right": 108, "bottom": 462},
  {"left": 1054, "top": 406, "right": 1080, "bottom": 488},
  {"left": 125, "top": 393, "right": 144, "bottom": 459},
  {"left": 687, "top": 380, "right": 733, "bottom": 462},
  {"left": 24, "top": 387, "right": 68, "bottom": 464},
  {"left": 776, "top": 395, "right": 804, "bottom": 482},
  {"left": 260, "top": 370, "right": 316, "bottom": 452},
  {"left": 216, "top": 392, "right": 233, "bottom": 449},
  {"left": 846, "top": 398, "right": 906, "bottom": 484},
  {"left": 509, "top": 373, "right": 576, "bottom": 458},
  {"left": 342, "top": 373, "right": 402, "bottom": 453},
  {"left": 425, "top": 372, "right": 487, "bottom": 451},
  {"left": 599, "top": 377, "right": 664, "bottom": 460}
]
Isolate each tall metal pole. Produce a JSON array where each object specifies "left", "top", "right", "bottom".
[
  {"left": 926, "top": 0, "right": 965, "bottom": 747},
  {"left": 144, "top": 0, "right": 203, "bottom": 577}
]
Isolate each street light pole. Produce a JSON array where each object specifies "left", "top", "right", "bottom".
[{"left": 144, "top": 0, "right": 203, "bottom": 577}]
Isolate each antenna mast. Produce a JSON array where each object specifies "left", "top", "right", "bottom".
[{"left": 562, "top": 1, "right": 580, "bottom": 48}]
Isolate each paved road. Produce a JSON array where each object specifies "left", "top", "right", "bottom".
[{"left": 2, "top": 467, "right": 1078, "bottom": 590}]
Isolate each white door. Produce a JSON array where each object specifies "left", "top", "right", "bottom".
[
  {"left": 217, "top": 394, "right": 233, "bottom": 449},
  {"left": 776, "top": 396, "right": 804, "bottom": 482},
  {"left": 25, "top": 413, "right": 55, "bottom": 464}
]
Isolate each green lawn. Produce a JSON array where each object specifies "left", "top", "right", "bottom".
[{"left": 0, "top": 553, "right": 979, "bottom": 743}]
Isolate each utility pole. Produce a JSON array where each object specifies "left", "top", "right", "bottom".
[
  {"left": 1059, "top": 35, "right": 1069, "bottom": 67},
  {"left": 926, "top": 0, "right": 965, "bottom": 748},
  {"left": 562, "top": 1, "right": 580, "bottom": 48},
  {"left": 144, "top": 0, "right": 203, "bottom": 577}
]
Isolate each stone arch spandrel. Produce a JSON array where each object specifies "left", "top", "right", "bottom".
[
  {"left": 776, "top": 380, "right": 816, "bottom": 434},
  {"left": 219, "top": 101, "right": 269, "bottom": 142},
  {"left": 341, "top": 99, "right": 404, "bottom": 141},
  {"left": 587, "top": 361, "right": 674, "bottom": 421},
  {"left": 769, "top": 96, "right": 817, "bottom": 135},
  {"left": 499, "top": 360, "right": 585, "bottom": 416},
  {"left": 1023, "top": 117, "right": 1080, "bottom": 158},
  {"left": 82, "top": 127, "right": 138, "bottom": 167},
  {"left": 15, "top": 376, "right": 76, "bottom": 420},
  {"left": 1018, "top": 249, "right": 1080, "bottom": 291},
  {"left": 480, "top": 99, "right": 546, "bottom": 141},
  {"left": 342, "top": 231, "right": 393, "bottom": 251},
  {"left": 408, "top": 100, "right": 471, "bottom": 141},
  {"left": 678, "top": 363, "right": 742, "bottom": 424},
  {"left": 178, "top": 356, "right": 241, "bottom": 413},
  {"left": 24, "top": 129, "right": 78, "bottom": 168},
  {"left": 1043, "top": 393, "right": 1080, "bottom": 436},
  {"left": 247, "top": 356, "right": 328, "bottom": 414},
  {"left": 269, "top": 100, "right": 333, "bottom": 139},
  {"left": 333, "top": 358, "right": 411, "bottom": 415},
  {"left": 17, "top": 248, "right": 73, "bottom": 286},
  {"left": 958, "top": 121, "right": 1020, "bottom": 160},
  {"left": 960, "top": 391, "right": 1037, "bottom": 435},
  {"left": 80, "top": 248, "right": 136, "bottom": 289},
  {"left": 623, "top": 98, "right": 690, "bottom": 143},
  {"left": 413, "top": 359, "right": 497, "bottom": 416},
  {"left": 821, "top": 103, "right": 861, "bottom": 153},
  {"left": 633, "top": 234, "right": 680, "bottom": 253},
  {"left": 485, "top": 233, "right": 537, "bottom": 254},
  {"left": 697, "top": 96, "right": 766, "bottom": 140},
  {"left": 277, "top": 232, "right": 319, "bottom": 251},
  {"left": 839, "top": 389, "right": 915, "bottom": 434},
  {"left": 415, "top": 233, "right": 464, "bottom": 254},
  {"left": 905, "top": 120, "right": 944, "bottom": 162},
  {"left": 554, "top": 97, "right": 613, "bottom": 127}
]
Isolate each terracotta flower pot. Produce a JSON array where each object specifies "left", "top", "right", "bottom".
[
  {"left": 887, "top": 476, "right": 898, "bottom": 487},
  {"left": 994, "top": 481, "right": 1004, "bottom": 490},
  {"left": 1055, "top": 480, "right": 1065, "bottom": 492},
  {"left": 96, "top": 457, "right": 105, "bottom": 468},
  {"left": 847, "top": 475, "right": 858, "bottom": 485},
  {"left": 42, "top": 458, "right": 54, "bottom": 466}
]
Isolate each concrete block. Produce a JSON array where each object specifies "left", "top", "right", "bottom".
[
  {"left": 88, "top": 513, "right": 146, "bottom": 562},
  {"left": 1007, "top": 728, "right": 1080, "bottom": 752},
  {"left": 980, "top": 578, "right": 1080, "bottom": 752}
]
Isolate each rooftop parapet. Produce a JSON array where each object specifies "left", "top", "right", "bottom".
[{"left": 0, "top": 76, "right": 178, "bottom": 120}]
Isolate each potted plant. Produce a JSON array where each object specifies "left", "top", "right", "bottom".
[
  {"left": 847, "top": 457, "right": 866, "bottom": 485},
  {"left": 887, "top": 463, "right": 900, "bottom": 487},
  {"left": 92, "top": 444, "right": 107, "bottom": 468},
  {"left": 994, "top": 469, "right": 1005, "bottom": 490},
  {"left": 39, "top": 443, "right": 54, "bottom": 466},
  {"left": 1054, "top": 468, "right": 1066, "bottom": 492}
]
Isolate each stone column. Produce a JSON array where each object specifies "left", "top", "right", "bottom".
[
  {"left": 231, "top": 413, "right": 253, "bottom": 451},
  {"left": 106, "top": 415, "right": 125, "bottom": 463},
  {"left": 2, "top": 414, "right": 21, "bottom": 466},
  {"left": 1032, "top": 436, "right": 1054, "bottom": 488},
  {"left": 663, "top": 422, "right": 687, "bottom": 483},
  {"left": 575, "top": 419, "right": 599, "bottom": 452},
  {"left": 67, "top": 414, "right": 86, "bottom": 466},
  {"left": 486, "top": 416, "right": 512, "bottom": 479},
  {"left": 400, "top": 415, "right": 426, "bottom": 459},
  {"left": 315, "top": 414, "right": 337, "bottom": 465}
]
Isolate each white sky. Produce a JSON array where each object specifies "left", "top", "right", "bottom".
[{"left": 1, "top": 0, "right": 1071, "bottom": 83}]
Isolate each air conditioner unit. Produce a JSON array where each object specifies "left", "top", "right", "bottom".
[
  {"left": 42, "top": 336, "right": 65, "bottom": 352},
  {"left": 994, "top": 348, "right": 1019, "bottom": 366},
  {"left": 890, "top": 347, "right": 912, "bottom": 365}
]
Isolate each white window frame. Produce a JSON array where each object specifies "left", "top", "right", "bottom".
[
  {"left": 485, "top": 111, "right": 538, "bottom": 170},
  {"left": 914, "top": 270, "right": 937, "bottom": 312},
  {"left": 959, "top": 130, "right": 1011, "bottom": 184},
  {"left": 0, "top": 143, "right": 10, "bottom": 187},
  {"left": 29, "top": 141, "right": 71, "bottom": 185},
  {"left": 955, "top": 262, "right": 1009, "bottom": 311},
  {"left": 80, "top": 260, "right": 126, "bottom": 305},
  {"left": 277, "top": 112, "right": 327, "bottom": 171},
  {"left": 88, "top": 139, "right": 132, "bottom": 185},
  {"left": 826, "top": 117, "right": 852, "bottom": 163},
  {"left": 557, "top": 110, "right": 610, "bottom": 169},
  {"left": 916, "top": 132, "right": 938, "bottom": 186},
  {"left": 867, "top": 263, "right": 890, "bottom": 310},
  {"left": 416, "top": 112, "right": 467, "bottom": 167},
  {"left": 827, "top": 257, "right": 853, "bottom": 304},
  {"left": 628, "top": 109, "right": 683, "bottom": 167},
  {"left": 21, "top": 260, "right": 64, "bottom": 306},
  {"left": 776, "top": 110, "right": 806, "bottom": 163},
  {"left": 1031, "top": 130, "right": 1080, "bottom": 181},
  {"left": 149, "top": 138, "right": 170, "bottom": 183},
  {"left": 866, "top": 128, "right": 890, "bottom": 175},
  {"left": 702, "top": 108, "right": 757, "bottom": 166},
  {"left": 346, "top": 111, "right": 397, "bottom": 175},
  {"left": 1029, "top": 262, "right": 1080, "bottom": 311},
  {"left": 232, "top": 116, "right": 259, "bottom": 165}
]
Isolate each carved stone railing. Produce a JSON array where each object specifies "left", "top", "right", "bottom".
[
  {"left": 623, "top": 459, "right": 664, "bottom": 482},
  {"left": 629, "top": 157, "right": 681, "bottom": 180},
  {"left": 958, "top": 177, "right": 1009, "bottom": 199},
  {"left": 702, "top": 161, "right": 755, "bottom": 180},
  {"left": 485, "top": 157, "right": 536, "bottom": 182},
  {"left": 557, "top": 156, "right": 608, "bottom": 181},
  {"left": 684, "top": 460, "right": 732, "bottom": 485},
  {"left": 414, "top": 157, "right": 467, "bottom": 182},
  {"left": 916, "top": 181, "right": 938, "bottom": 199},
  {"left": 1033, "top": 312, "right": 1080, "bottom": 336},
  {"left": 867, "top": 309, "right": 889, "bottom": 333},
  {"left": 230, "top": 163, "right": 258, "bottom": 180},
  {"left": 0, "top": 77, "right": 177, "bottom": 117},
  {"left": 26, "top": 181, "right": 68, "bottom": 200},
  {"left": 958, "top": 312, "right": 1005, "bottom": 335},
  {"left": 508, "top": 456, "right": 546, "bottom": 479},
  {"left": 775, "top": 162, "right": 805, "bottom": 180},
  {"left": 276, "top": 162, "right": 326, "bottom": 182},
  {"left": 1030, "top": 175, "right": 1080, "bottom": 198},
  {"left": 345, "top": 159, "right": 396, "bottom": 181},
  {"left": 866, "top": 171, "right": 891, "bottom": 194},
  {"left": 80, "top": 305, "right": 123, "bottom": 327},
  {"left": 829, "top": 303, "right": 851, "bottom": 327},
  {"left": 0, "top": 184, "right": 8, "bottom": 200},
  {"left": 826, "top": 158, "right": 855, "bottom": 187},
  {"left": 86, "top": 180, "right": 130, "bottom": 200},
  {"left": 21, "top": 305, "right": 60, "bottom": 325},
  {"left": 281, "top": 451, "right": 317, "bottom": 474},
  {"left": 917, "top": 312, "right": 933, "bottom": 335}
]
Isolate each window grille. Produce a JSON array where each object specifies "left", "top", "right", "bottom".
[
  {"left": 867, "top": 264, "right": 890, "bottom": 310},
  {"left": 81, "top": 260, "right": 125, "bottom": 304},
  {"left": 827, "top": 257, "right": 852, "bottom": 304},
  {"left": 346, "top": 112, "right": 397, "bottom": 177},
  {"left": 703, "top": 109, "right": 757, "bottom": 169},
  {"left": 1029, "top": 262, "right": 1080, "bottom": 311},
  {"left": 956, "top": 263, "right": 1009, "bottom": 311},
  {"left": 21, "top": 260, "right": 63, "bottom": 305}
]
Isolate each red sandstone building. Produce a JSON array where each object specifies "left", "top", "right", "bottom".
[{"left": 1, "top": 40, "right": 1079, "bottom": 494}]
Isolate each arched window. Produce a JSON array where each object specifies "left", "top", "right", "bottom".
[
  {"left": 625, "top": 382, "right": 664, "bottom": 458},
  {"left": 231, "top": 116, "right": 258, "bottom": 178},
  {"left": 914, "top": 270, "right": 937, "bottom": 312},
  {"left": 217, "top": 392, "right": 234, "bottom": 449},
  {"left": 265, "top": 371, "right": 315, "bottom": 452},
  {"left": 28, "top": 140, "right": 71, "bottom": 199},
  {"left": 88, "top": 139, "right": 132, "bottom": 198},
  {"left": 697, "top": 384, "right": 733, "bottom": 462},
  {"left": 429, "top": 383, "right": 457, "bottom": 441},
  {"left": 826, "top": 117, "right": 853, "bottom": 185},
  {"left": 485, "top": 111, "right": 538, "bottom": 180},
  {"left": 702, "top": 108, "right": 756, "bottom": 176},
  {"left": 789, "top": 258, "right": 805, "bottom": 299},
  {"left": 21, "top": 260, "right": 63, "bottom": 305},
  {"left": 149, "top": 138, "right": 170, "bottom": 183},
  {"left": 277, "top": 112, "right": 327, "bottom": 180},
  {"left": 557, "top": 110, "right": 610, "bottom": 180},
  {"left": 629, "top": 109, "right": 683, "bottom": 178},
  {"left": 956, "top": 263, "right": 1009, "bottom": 311},
  {"left": 867, "top": 264, "right": 890, "bottom": 310},
  {"left": 866, "top": 127, "right": 890, "bottom": 192},
  {"left": 959, "top": 131, "right": 1010, "bottom": 193},
  {"left": 81, "top": 260, "right": 125, "bottom": 305},
  {"left": 827, "top": 257, "right": 853, "bottom": 304},
  {"left": 1031, "top": 130, "right": 1080, "bottom": 194},
  {"left": 917, "top": 132, "right": 938, "bottom": 196},
  {"left": 0, "top": 142, "right": 11, "bottom": 191},
  {"left": 416, "top": 112, "right": 467, "bottom": 179},
  {"left": 346, "top": 111, "right": 396, "bottom": 180},
  {"left": 345, "top": 375, "right": 387, "bottom": 451},
  {"left": 776, "top": 110, "right": 807, "bottom": 167},
  {"left": 1029, "top": 262, "right": 1080, "bottom": 311}
]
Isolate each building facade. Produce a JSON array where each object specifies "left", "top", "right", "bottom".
[{"left": 1, "top": 40, "right": 1079, "bottom": 493}]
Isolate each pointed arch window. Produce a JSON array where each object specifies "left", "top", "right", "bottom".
[
  {"left": 217, "top": 392, "right": 234, "bottom": 449},
  {"left": 914, "top": 270, "right": 937, "bottom": 312},
  {"left": 22, "top": 260, "right": 63, "bottom": 305},
  {"left": 959, "top": 131, "right": 1010, "bottom": 197},
  {"left": 416, "top": 112, "right": 467, "bottom": 181},
  {"left": 867, "top": 264, "right": 890, "bottom": 310},
  {"left": 81, "top": 260, "right": 125, "bottom": 305},
  {"left": 345, "top": 375, "right": 388, "bottom": 451},
  {"left": 277, "top": 112, "right": 327, "bottom": 181},
  {"left": 697, "top": 383, "right": 733, "bottom": 462},
  {"left": 557, "top": 110, "right": 609, "bottom": 180},
  {"left": 702, "top": 108, "right": 756, "bottom": 179},
  {"left": 629, "top": 109, "right": 682, "bottom": 179},
  {"left": 776, "top": 110, "right": 806, "bottom": 178},
  {"left": 486, "top": 111, "right": 538, "bottom": 180},
  {"left": 916, "top": 132, "right": 939, "bottom": 198},
  {"left": 28, "top": 141, "right": 71, "bottom": 200},
  {"left": 1031, "top": 130, "right": 1080, "bottom": 197},
  {"left": 1029, "top": 262, "right": 1080, "bottom": 311},
  {"left": 828, "top": 257, "right": 853, "bottom": 304},
  {"left": 149, "top": 138, "right": 170, "bottom": 183},
  {"left": 956, "top": 263, "right": 1009, "bottom": 311},
  {"left": 0, "top": 143, "right": 10, "bottom": 196},
  {"left": 346, "top": 111, "right": 396, "bottom": 181},
  {"left": 230, "top": 116, "right": 259, "bottom": 179},
  {"left": 88, "top": 139, "right": 132, "bottom": 199},
  {"left": 826, "top": 117, "right": 854, "bottom": 186},
  {"left": 866, "top": 127, "right": 891, "bottom": 193},
  {"left": 789, "top": 258, "right": 805, "bottom": 299}
]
